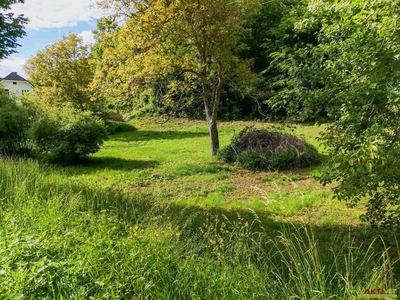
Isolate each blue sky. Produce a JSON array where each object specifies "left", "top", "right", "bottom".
[{"left": 0, "top": 0, "right": 110, "bottom": 78}]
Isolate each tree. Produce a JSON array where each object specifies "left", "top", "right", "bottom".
[
  {"left": 238, "top": 0, "right": 313, "bottom": 119},
  {"left": 24, "top": 33, "right": 97, "bottom": 111},
  {"left": 0, "top": 0, "right": 28, "bottom": 60},
  {"left": 271, "top": 0, "right": 400, "bottom": 227},
  {"left": 93, "top": 0, "right": 259, "bottom": 155},
  {"left": 256, "top": 0, "right": 323, "bottom": 120}
]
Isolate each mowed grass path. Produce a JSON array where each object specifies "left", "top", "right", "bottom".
[{"left": 66, "top": 118, "right": 361, "bottom": 226}]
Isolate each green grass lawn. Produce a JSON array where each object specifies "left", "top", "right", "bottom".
[
  {"left": 64, "top": 118, "right": 361, "bottom": 226},
  {"left": 0, "top": 118, "right": 399, "bottom": 299}
]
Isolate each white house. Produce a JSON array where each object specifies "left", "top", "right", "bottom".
[{"left": 0, "top": 72, "right": 34, "bottom": 97}]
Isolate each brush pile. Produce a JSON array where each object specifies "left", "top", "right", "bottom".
[{"left": 218, "top": 127, "right": 321, "bottom": 171}]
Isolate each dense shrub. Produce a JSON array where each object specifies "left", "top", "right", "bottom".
[
  {"left": 0, "top": 92, "right": 34, "bottom": 157},
  {"left": 218, "top": 127, "right": 321, "bottom": 171},
  {"left": 29, "top": 107, "right": 108, "bottom": 164}
]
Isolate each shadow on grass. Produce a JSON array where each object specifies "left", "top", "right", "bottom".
[
  {"left": 4, "top": 158, "right": 399, "bottom": 300},
  {"left": 162, "top": 202, "right": 400, "bottom": 281},
  {"left": 15, "top": 167, "right": 400, "bottom": 288},
  {"left": 59, "top": 157, "right": 160, "bottom": 175},
  {"left": 49, "top": 173, "right": 397, "bottom": 250},
  {"left": 110, "top": 130, "right": 208, "bottom": 142}
]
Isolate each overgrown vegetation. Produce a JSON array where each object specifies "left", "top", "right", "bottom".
[
  {"left": 0, "top": 93, "right": 108, "bottom": 164},
  {"left": 0, "top": 157, "right": 398, "bottom": 299},
  {"left": 16, "top": 0, "right": 400, "bottom": 226},
  {"left": 284, "top": 0, "right": 400, "bottom": 229},
  {"left": 219, "top": 127, "right": 321, "bottom": 171},
  {"left": 1, "top": 0, "right": 399, "bottom": 296}
]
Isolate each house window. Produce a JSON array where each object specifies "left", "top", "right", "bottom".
[
  {"left": 13, "top": 82, "right": 17, "bottom": 85},
  {"left": 22, "top": 90, "right": 29, "bottom": 95}
]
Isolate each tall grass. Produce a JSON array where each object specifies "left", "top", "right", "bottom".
[{"left": 0, "top": 158, "right": 398, "bottom": 299}]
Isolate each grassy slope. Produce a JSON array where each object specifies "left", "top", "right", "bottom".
[{"left": 0, "top": 118, "right": 399, "bottom": 299}]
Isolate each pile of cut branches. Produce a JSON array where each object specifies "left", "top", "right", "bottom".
[{"left": 218, "top": 127, "right": 321, "bottom": 171}]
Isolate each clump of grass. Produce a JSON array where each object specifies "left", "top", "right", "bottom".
[{"left": 270, "top": 226, "right": 398, "bottom": 299}]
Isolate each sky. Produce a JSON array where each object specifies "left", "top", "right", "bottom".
[{"left": 0, "top": 0, "right": 110, "bottom": 79}]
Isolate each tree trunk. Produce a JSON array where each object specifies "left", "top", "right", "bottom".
[
  {"left": 207, "top": 115, "right": 219, "bottom": 156},
  {"left": 201, "top": 62, "right": 224, "bottom": 156}
]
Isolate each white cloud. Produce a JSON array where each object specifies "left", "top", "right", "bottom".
[
  {"left": 79, "top": 30, "right": 96, "bottom": 46},
  {"left": 0, "top": 57, "right": 28, "bottom": 78},
  {"left": 10, "top": 0, "right": 108, "bottom": 30}
]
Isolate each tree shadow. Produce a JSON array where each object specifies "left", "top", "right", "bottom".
[
  {"left": 32, "top": 172, "right": 400, "bottom": 284},
  {"left": 58, "top": 157, "right": 160, "bottom": 175},
  {"left": 162, "top": 201, "right": 400, "bottom": 280},
  {"left": 110, "top": 130, "right": 209, "bottom": 143}
]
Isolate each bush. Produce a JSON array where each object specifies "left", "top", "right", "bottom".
[
  {"left": 218, "top": 127, "right": 321, "bottom": 171},
  {"left": 0, "top": 92, "right": 34, "bottom": 157},
  {"left": 29, "top": 107, "right": 108, "bottom": 164}
]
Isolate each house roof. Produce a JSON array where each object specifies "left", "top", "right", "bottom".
[
  {"left": 1, "top": 72, "right": 28, "bottom": 82},
  {"left": 0, "top": 72, "right": 34, "bottom": 88}
]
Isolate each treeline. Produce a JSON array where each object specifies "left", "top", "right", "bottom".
[
  {"left": 90, "top": 0, "right": 316, "bottom": 121},
  {"left": 23, "top": 0, "right": 317, "bottom": 122}
]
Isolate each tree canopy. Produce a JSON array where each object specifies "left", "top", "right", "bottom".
[
  {"left": 93, "top": 0, "right": 260, "bottom": 155},
  {"left": 269, "top": 0, "right": 400, "bottom": 227},
  {"left": 0, "top": 0, "right": 28, "bottom": 60},
  {"left": 24, "top": 33, "right": 97, "bottom": 111}
]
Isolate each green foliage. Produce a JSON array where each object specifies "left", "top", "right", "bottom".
[
  {"left": 263, "top": 0, "right": 400, "bottom": 227},
  {"left": 217, "top": 145, "right": 236, "bottom": 163},
  {"left": 93, "top": 0, "right": 260, "bottom": 155},
  {"left": 235, "top": 150, "right": 267, "bottom": 170},
  {"left": 291, "top": 0, "right": 400, "bottom": 228},
  {"left": 173, "top": 163, "right": 229, "bottom": 177},
  {"left": 0, "top": 0, "right": 28, "bottom": 59},
  {"left": 29, "top": 107, "right": 108, "bottom": 164},
  {"left": 24, "top": 33, "right": 98, "bottom": 111},
  {"left": 217, "top": 85, "right": 258, "bottom": 121},
  {"left": 0, "top": 91, "right": 34, "bottom": 157},
  {"left": 219, "top": 127, "right": 321, "bottom": 171},
  {"left": 232, "top": 0, "right": 314, "bottom": 120}
]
